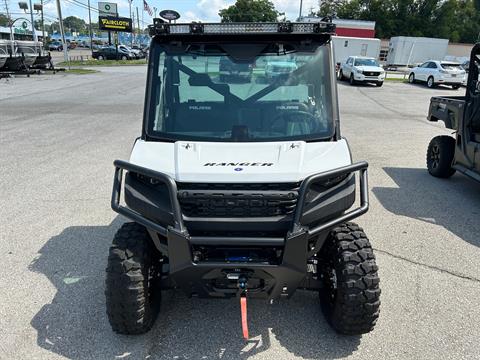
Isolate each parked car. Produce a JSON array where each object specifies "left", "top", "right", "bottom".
[
  {"left": 92, "top": 46, "right": 135, "bottom": 60},
  {"left": 338, "top": 56, "right": 385, "bottom": 86},
  {"left": 408, "top": 60, "right": 467, "bottom": 89},
  {"left": 264, "top": 59, "right": 297, "bottom": 81},
  {"left": 118, "top": 45, "right": 145, "bottom": 59},
  {"left": 219, "top": 57, "right": 253, "bottom": 82},
  {"left": 48, "top": 41, "right": 63, "bottom": 51},
  {"left": 67, "top": 41, "right": 77, "bottom": 50}
]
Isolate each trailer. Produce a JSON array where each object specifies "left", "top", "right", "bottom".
[
  {"left": 332, "top": 36, "right": 381, "bottom": 65},
  {"left": 387, "top": 36, "right": 449, "bottom": 66}
]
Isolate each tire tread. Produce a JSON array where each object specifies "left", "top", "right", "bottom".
[
  {"left": 105, "top": 222, "right": 160, "bottom": 335},
  {"left": 321, "top": 222, "right": 381, "bottom": 335}
]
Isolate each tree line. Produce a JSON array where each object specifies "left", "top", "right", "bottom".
[{"left": 318, "top": 0, "right": 480, "bottom": 43}]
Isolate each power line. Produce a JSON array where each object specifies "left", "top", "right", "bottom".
[{"left": 62, "top": 0, "right": 98, "bottom": 14}]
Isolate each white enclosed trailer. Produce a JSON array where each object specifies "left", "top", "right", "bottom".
[
  {"left": 332, "top": 36, "right": 381, "bottom": 64},
  {"left": 387, "top": 36, "right": 449, "bottom": 66}
]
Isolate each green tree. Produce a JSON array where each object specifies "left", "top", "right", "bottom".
[
  {"left": 219, "top": 0, "right": 282, "bottom": 22},
  {"left": 317, "top": 0, "right": 480, "bottom": 43},
  {"left": 318, "top": 0, "right": 350, "bottom": 17},
  {"left": 63, "top": 16, "right": 86, "bottom": 33},
  {"left": 0, "top": 13, "right": 12, "bottom": 27}
]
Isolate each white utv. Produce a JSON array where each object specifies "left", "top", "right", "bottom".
[{"left": 106, "top": 20, "right": 381, "bottom": 338}]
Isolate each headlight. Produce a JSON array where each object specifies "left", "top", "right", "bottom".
[{"left": 356, "top": 68, "right": 363, "bottom": 74}]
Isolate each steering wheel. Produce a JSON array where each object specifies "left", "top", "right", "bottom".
[{"left": 270, "top": 110, "right": 319, "bottom": 136}]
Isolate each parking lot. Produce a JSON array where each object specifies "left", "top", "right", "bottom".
[{"left": 1, "top": 67, "right": 479, "bottom": 359}]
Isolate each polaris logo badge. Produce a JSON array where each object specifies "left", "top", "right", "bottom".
[
  {"left": 204, "top": 162, "right": 274, "bottom": 167},
  {"left": 189, "top": 105, "right": 212, "bottom": 110},
  {"left": 276, "top": 105, "right": 299, "bottom": 110}
]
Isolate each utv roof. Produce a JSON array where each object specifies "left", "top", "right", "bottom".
[{"left": 148, "top": 20, "right": 336, "bottom": 38}]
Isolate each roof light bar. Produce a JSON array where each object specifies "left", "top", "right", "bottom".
[{"left": 149, "top": 21, "right": 335, "bottom": 37}]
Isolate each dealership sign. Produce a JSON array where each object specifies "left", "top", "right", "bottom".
[
  {"left": 98, "top": 2, "right": 118, "bottom": 16},
  {"left": 99, "top": 16, "right": 133, "bottom": 32}
]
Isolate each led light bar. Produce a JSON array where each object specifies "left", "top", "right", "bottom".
[{"left": 149, "top": 20, "right": 335, "bottom": 37}]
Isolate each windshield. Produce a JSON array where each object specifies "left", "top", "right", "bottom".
[
  {"left": 354, "top": 58, "right": 378, "bottom": 67},
  {"left": 145, "top": 41, "right": 336, "bottom": 142}
]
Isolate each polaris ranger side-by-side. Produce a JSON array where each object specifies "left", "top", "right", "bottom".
[
  {"left": 106, "top": 20, "right": 381, "bottom": 338},
  {"left": 427, "top": 43, "right": 480, "bottom": 182}
]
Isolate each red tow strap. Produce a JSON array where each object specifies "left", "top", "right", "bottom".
[{"left": 240, "top": 295, "right": 249, "bottom": 340}]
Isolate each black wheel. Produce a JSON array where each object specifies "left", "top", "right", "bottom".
[
  {"left": 427, "top": 135, "right": 456, "bottom": 178},
  {"left": 408, "top": 73, "right": 415, "bottom": 83},
  {"left": 376, "top": 81, "right": 383, "bottom": 87},
  {"left": 349, "top": 74, "right": 356, "bottom": 86},
  {"left": 105, "top": 222, "right": 162, "bottom": 334},
  {"left": 98, "top": 55, "right": 104, "bottom": 60},
  {"left": 319, "top": 223, "right": 380, "bottom": 335},
  {"left": 451, "top": 85, "right": 460, "bottom": 90},
  {"left": 338, "top": 70, "right": 345, "bottom": 81},
  {"left": 121, "top": 55, "right": 128, "bottom": 61},
  {"left": 427, "top": 76, "right": 435, "bottom": 88}
]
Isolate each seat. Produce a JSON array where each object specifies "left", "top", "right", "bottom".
[{"left": 173, "top": 102, "right": 232, "bottom": 133}]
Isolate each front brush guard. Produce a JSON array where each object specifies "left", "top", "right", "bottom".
[{"left": 111, "top": 160, "right": 369, "bottom": 298}]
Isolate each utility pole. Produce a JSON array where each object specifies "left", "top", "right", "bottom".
[
  {"left": 55, "top": 0, "right": 68, "bottom": 64},
  {"left": 28, "top": 0, "right": 38, "bottom": 44},
  {"left": 87, "top": 0, "right": 93, "bottom": 52},
  {"left": 3, "top": 0, "right": 15, "bottom": 55},
  {"left": 298, "top": 0, "right": 303, "bottom": 21},
  {"left": 136, "top": 6, "right": 140, "bottom": 38},
  {"left": 129, "top": 0, "right": 133, "bottom": 47},
  {"left": 132, "top": 12, "right": 135, "bottom": 45},
  {"left": 40, "top": 0, "right": 45, "bottom": 44}
]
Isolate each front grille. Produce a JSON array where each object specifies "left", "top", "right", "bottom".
[
  {"left": 364, "top": 71, "right": 380, "bottom": 76},
  {"left": 177, "top": 182, "right": 300, "bottom": 217}
]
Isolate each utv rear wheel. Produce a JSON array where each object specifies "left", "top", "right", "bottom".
[
  {"left": 319, "top": 223, "right": 380, "bottom": 335},
  {"left": 427, "top": 135, "right": 456, "bottom": 178},
  {"left": 105, "top": 222, "right": 161, "bottom": 334}
]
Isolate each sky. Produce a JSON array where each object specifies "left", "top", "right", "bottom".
[{"left": 2, "top": 0, "right": 320, "bottom": 27}]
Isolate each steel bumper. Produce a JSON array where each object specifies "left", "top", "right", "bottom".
[{"left": 111, "top": 160, "right": 369, "bottom": 298}]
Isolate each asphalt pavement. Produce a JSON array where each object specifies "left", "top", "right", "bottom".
[{"left": 1, "top": 67, "right": 479, "bottom": 360}]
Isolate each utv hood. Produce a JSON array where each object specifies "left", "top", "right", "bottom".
[{"left": 129, "top": 139, "right": 352, "bottom": 183}]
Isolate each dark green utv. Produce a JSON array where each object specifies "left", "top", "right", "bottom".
[{"left": 427, "top": 43, "right": 480, "bottom": 182}]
